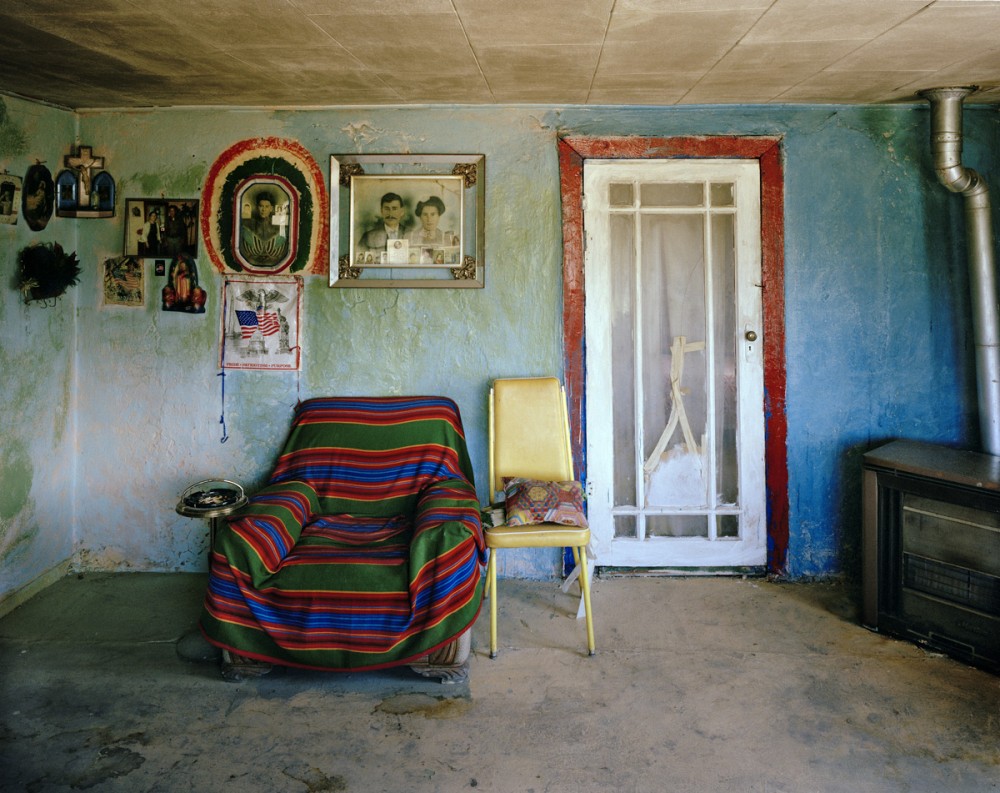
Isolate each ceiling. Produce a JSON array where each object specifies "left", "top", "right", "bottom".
[{"left": 2, "top": 0, "right": 1000, "bottom": 111}]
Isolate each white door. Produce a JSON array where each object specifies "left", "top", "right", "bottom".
[{"left": 584, "top": 159, "right": 765, "bottom": 569}]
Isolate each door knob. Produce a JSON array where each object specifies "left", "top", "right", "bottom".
[{"left": 745, "top": 330, "right": 758, "bottom": 342}]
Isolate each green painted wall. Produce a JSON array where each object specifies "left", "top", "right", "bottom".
[
  {"left": 66, "top": 106, "right": 567, "bottom": 578},
  {"left": 0, "top": 96, "right": 77, "bottom": 602}
]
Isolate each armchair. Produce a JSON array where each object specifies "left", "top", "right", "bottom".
[{"left": 200, "top": 396, "right": 486, "bottom": 681}]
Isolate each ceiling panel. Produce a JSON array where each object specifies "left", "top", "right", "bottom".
[
  {"left": 742, "top": 0, "right": 929, "bottom": 43},
  {"left": 0, "top": 0, "right": 997, "bottom": 108}
]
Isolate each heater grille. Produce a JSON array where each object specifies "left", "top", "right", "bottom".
[
  {"left": 903, "top": 552, "right": 1000, "bottom": 615},
  {"left": 863, "top": 440, "right": 1000, "bottom": 674}
]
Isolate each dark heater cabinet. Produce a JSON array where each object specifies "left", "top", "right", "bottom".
[{"left": 863, "top": 440, "right": 1000, "bottom": 673}]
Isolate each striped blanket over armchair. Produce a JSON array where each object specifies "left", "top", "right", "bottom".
[{"left": 200, "top": 396, "right": 486, "bottom": 680}]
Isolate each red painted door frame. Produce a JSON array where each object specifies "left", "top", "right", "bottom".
[{"left": 558, "top": 135, "right": 789, "bottom": 575}]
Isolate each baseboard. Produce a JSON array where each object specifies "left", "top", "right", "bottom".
[
  {"left": 0, "top": 559, "right": 73, "bottom": 618},
  {"left": 600, "top": 565, "right": 767, "bottom": 578}
]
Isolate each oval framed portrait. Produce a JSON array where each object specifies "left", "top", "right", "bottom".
[
  {"left": 233, "top": 176, "right": 298, "bottom": 274},
  {"left": 22, "top": 163, "right": 55, "bottom": 231}
]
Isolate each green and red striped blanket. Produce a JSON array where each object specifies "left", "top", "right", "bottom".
[{"left": 200, "top": 396, "right": 485, "bottom": 671}]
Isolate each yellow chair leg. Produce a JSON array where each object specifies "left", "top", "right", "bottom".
[
  {"left": 576, "top": 545, "right": 595, "bottom": 656},
  {"left": 488, "top": 548, "right": 498, "bottom": 658}
]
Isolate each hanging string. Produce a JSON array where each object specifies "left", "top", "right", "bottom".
[
  {"left": 295, "top": 345, "right": 302, "bottom": 406},
  {"left": 218, "top": 370, "right": 229, "bottom": 443},
  {"left": 291, "top": 277, "right": 303, "bottom": 409},
  {"left": 218, "top": 281, "right": 230, "bottom": 443}
]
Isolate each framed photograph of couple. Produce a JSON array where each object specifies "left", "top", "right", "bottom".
[
  {"left": 124, "top": 198, "right": 199, "bottom": 259},
  {"left": 329, "top": 154, "right": 484, "bottom": 288}
]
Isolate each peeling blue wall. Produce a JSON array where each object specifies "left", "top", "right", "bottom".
[
  {"left": 779, "top": 106, "right": 993, "bottom": 576},
  {"left": 1, "top": 98, "right": 997, "bottom": 595}
]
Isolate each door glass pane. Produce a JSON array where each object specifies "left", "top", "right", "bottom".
[
  {"left": 710, "top": 182, "right": 734, "bottom": 207},
  {"left": 640, "top": 213, "right": 708, "bottom": 509},
  {"left": 614, "top": 514, "right": 637, "bottom": 539},
  {"left": 718, "top": 514, "right": 739, "bottom": 538},
  {"left": 610, "top": 212, "right": 636, "bottom": 508},
  {"left": 712, "top": 213, "right": 739, "bottom": 506},
  {"left": 640, "top": 182, "right": 703, "bottom": 207},
  {"left": 609, "top": 183, "right": 633, "bottom": 207},
  {"left": 647, "top": 514, "right": 708, "bottom": 538}
]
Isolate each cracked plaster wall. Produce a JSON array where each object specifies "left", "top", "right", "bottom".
[
  {"left": 2, "top": 99, "right": 998, "bottom": 600},
  {"left": 0, "top": 96, "right": 78, "bottom": 604}
]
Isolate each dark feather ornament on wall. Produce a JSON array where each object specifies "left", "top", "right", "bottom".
[{"left": 16, "top": 241, "right": 81, "bottom": 305}]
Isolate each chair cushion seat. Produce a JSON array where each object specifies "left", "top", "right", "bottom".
[{"left": 485, "top": 521, "right": 590, "bottom": 549}]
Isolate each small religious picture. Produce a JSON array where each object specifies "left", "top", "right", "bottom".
[
  {"left": 161, "top": 253, "right": 206, "bottom": 313},
  {"left": 0, "top": 174, "right": 22, "bottom": 225},
  {"left": 55, "top": 144, "right": 115, "bottom": 218},
  {"left": 22, "top": 164, "right": 54, "bottom": 231},
  {"left": 103, "top": 256, "right": 144, "bottom": 307},
  {"left": 221, "top": 277, "right": 302, "bottom": 371}
]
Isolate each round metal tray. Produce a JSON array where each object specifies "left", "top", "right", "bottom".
[{"left": 176, "top": 479, "right": 248, "bottom": 519}]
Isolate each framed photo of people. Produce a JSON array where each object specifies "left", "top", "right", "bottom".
[
  {"left": 0, "top": 173, "right": 22, "bottom": 225},
  {"left": 329, "top": 154, "right": 484, "bottom": 288},
  {"left": 124, "top": 198, "right": 200, "bottom": 259}
]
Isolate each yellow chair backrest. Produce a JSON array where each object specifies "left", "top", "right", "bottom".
[{"left": 489, "top": 377, "right": 574, "bottom": 503}]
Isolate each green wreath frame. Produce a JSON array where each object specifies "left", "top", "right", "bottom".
[{"left": 201, "top": 137, "right": 328, "bottom": 276}]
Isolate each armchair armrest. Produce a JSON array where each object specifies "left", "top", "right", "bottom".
[
  {"left": 412, "top": 478, "right": 486, "bottom": 564},
  {"left": 408, "top": 479, "right": 486, "bottom": 623},
  {"left": 219, "top": 480, "right": 319, "bottom": 579}
]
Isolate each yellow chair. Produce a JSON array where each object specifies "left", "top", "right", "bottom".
[{"left": 486, "top": 377, "right": 595, "bottom": 657}]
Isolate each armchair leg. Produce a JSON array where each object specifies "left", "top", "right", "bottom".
[
  {"left": 220, "top": 649, "right": 273, "bottom": 682},
  {"left": 576, "top": 544, "right": 596, "bottom": 656},
  {"left": 409, "top": 628, "right": 472, "bottom": 684},
  {"left": 488, "top": 548, "right": 498, "bottom": 658}
]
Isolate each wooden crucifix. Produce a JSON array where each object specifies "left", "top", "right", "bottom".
[{"left": 64, "top": 145, "right": 104, "bottom": 204}]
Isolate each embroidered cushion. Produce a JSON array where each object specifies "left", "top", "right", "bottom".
[{"left": 502, "top": 478, "right": 588, "bottom": 527}]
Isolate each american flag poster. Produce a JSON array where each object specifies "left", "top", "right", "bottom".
[
  {"left": 221, "top": 276, "right": 302, "bottom": 370},
  {"left": 103, "top": 256, "right": 144, "bottom": 306}
]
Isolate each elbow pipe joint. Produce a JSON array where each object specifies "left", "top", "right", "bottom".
[
  {"left": 921, "top": 86, "right": 980, "bottom": 194},
  {"left": 919, "top": 86, "right": 981, "bottom": 193}
]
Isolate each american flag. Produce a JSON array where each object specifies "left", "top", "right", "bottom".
[
  {"left": 236, "top": 309, "right": 280, "bottom": 339},
  {"left": 117, "top": 262, "right": 142, "bottom": 293}
]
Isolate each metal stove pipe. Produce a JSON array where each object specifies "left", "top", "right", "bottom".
[{"left": 920, "top": 86, "right": 1000, "bottom": 456}]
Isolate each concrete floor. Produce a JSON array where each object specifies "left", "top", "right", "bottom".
[{"left": 1, "top": 573, "right": 998, "bottom": 793}]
